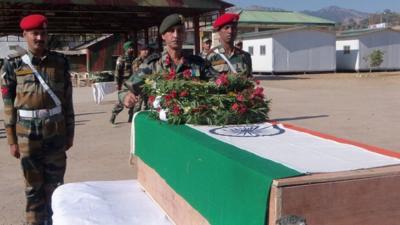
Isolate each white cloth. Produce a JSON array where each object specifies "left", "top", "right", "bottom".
[
  {"left": 92, "top": 82, "right": 117, "bottom": 104},
  {"left": 52, "top": 180, "right": 173, "bottom": 225},
  {"left": 190, "top": 123, "right": 400, "bottom": 173}
]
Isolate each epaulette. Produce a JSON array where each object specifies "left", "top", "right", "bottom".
[{"left": 144, "top": 53, "right": 161, "bottom": 65}]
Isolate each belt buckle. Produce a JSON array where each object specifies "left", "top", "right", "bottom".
[{"left": 37, "top": 110, "right": 48, "bottom": 118}]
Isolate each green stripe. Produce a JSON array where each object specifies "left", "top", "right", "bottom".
[{"left": 135, "top": 112, "right": 302, "bottom": 225}]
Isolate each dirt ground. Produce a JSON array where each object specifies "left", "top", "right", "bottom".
[{"left": 0, "top": 71, "right": 399, "bottom": 224}]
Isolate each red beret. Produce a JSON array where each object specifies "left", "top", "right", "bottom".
[
  {"left": 213, "top": 13, "right": 239, "bottom": 29},
  {"left": 20, "top": 14, "right": 48, "bottom": 30}
]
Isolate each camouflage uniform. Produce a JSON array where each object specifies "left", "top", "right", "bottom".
[
  {"left": 1, "top": 50, "right": 74, "bottom": 225},
  {"left": 110, "top": 53, "right": 135, "bottom": 124},
  {"left": 207, "top": 45, "right": 252, "bottom": 77},
  {"left": 130, "top": 55, "right": 148, "bottom": 112},
  {"left": 118, "top": 50, "right": 209, "bottom": 103}
]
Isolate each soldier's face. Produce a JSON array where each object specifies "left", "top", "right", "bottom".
[
  {"left": 23, "top": 29, "right": 48, "bottom": 53},
  {"left": 203, "top": 41, "right": 211, "bottom": 51},
  {"left": 140, "top": 49, "right": 149, "bottom": 58},
  {"left": 162, "top": 25, "right": 186, "bottom": 50},
  {"left": 127, "top": 48, "right": 134, "bottom": 55},
  {"left": 218, "top": 23, "right": 237, "bottom": 45}
]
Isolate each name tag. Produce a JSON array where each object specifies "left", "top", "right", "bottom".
[{"left": 15, "top": 69, "right": 33, "bottom": 76}]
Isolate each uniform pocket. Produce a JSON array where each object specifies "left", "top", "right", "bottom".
[{"left": 16, "top": 120, "right": 43, "bottom": 155}]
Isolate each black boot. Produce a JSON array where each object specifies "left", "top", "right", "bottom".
[
  {"left": 110, "top": 114, "right": 116, "bottom": 124},
  {"left": 128, "top": 114, "right": 133, "bottom": 123}
]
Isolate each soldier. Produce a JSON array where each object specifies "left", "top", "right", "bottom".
[
  {"left": 132, "top": 44, "right": 150, "bottom": 72},
  {"left": 109, "top": 41, "right": 135, "bottom": 124},
  {"left": 207, "top": 13, "right": 252, "bottom": 77},
  {"left": 119, "top": 13, "right": 210, "bottom": 109},
  {"left": 0, "top": 14, "right": 74, "bottom": 225},
  {"left": 235, "top": 40, "right": 243, "bottom": 50},
  {"left": 199, "top": 36, "right": 212, "bottom": 59}
]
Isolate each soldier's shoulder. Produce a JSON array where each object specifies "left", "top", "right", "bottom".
[{"left": 144, "top": 53, "right": 161, "bottom": 65}]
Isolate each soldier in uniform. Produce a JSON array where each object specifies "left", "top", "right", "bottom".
[
  {"left": 0, "top": 14, "right": 74, "bottom": 225},
  {"left": 132, "top": 44, "right": 150, "bottom": 73},
  {"left": 199, "top": 36, "right": 212, "bottom": 59},
  {"left": 207, "top": 13, "right": 253, "bottom": 77},
  {"left": 109, "top": 41, "right": 135, "bottom": 124},
  {"left": 119, "top": 13, "right": 210, "bottom": 108}
]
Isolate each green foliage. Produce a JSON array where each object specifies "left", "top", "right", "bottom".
[
  {"left": 142, "top": 73, "right": 270, "bottom": 125},
  {"left": 363, "top": 49, "right": 384, "bottom": 71}
]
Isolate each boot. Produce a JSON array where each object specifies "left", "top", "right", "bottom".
[
  {"left": 128, "top": 114, "right": 133, "bottom": 123},
  {"left": 110, "top": 114, "right": 116, "bottom": 124}
]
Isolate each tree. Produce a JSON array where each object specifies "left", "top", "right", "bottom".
[{"left": 363, "top": 50, "right": 384, "bottom": 72}]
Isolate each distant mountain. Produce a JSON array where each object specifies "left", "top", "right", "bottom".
[
  {"left": 228, "top": 5, "right": 287, "bottom": 13},
  {"left": 302, "top": 6, "right": 370, "bottom": 23}
]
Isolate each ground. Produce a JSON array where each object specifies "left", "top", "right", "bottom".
[{"left": 0, "top": 72, "right": 399, "bottom": 224}]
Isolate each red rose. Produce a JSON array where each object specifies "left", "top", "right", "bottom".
[
  {"left": 215, "top": 73, "right": 229, "bottom": 87},
  {"left": 183, "top": 69, "right": 192, "bottom": 79},
  {"left": 252, "top": 87, "right": 264, "bottom": 99},
  {"left": 231, "top": 103, "right": 239, "bottom": 111},
  {"left": 170, "top": 90, "right": 177, "bottom": 98},
  {"left": 236, "top": 94, "right": 244, "bottom": 102},
  {"left": 180, "top": 90, "right": 189, "bottom": 97},
  {"left": 172, "top": 105, "right": 181, "bottom": 116},
  {"left": 239, "top": 105, "right": 248, "bottom": 114},
  {"left": 167, "top": 68, "right": 176, "bottom": 80},
  {"left": 148, "top": 96, "right": 156, "bottom": 104}
]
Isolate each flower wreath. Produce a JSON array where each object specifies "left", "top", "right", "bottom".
[{"left": 141, "top": 55, "right": 270, "bottom": 125}]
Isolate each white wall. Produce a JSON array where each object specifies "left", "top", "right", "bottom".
[
  {"left": 336, "top": 39, "right": 359, "bottom": 71},
  {"left": 359, "top": 30, "right": 400, "bottom": 70},
  {"left": 272, "top": 30, "right": 336, "bottom": 72},
  {"left": 0, "top": 35, "right": 27, "bottom": 58},
  {"left": 243, "top": 38, "right": 273, "bottom": 72}
]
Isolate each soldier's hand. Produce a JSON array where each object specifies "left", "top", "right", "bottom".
[
  {"left": 123, "top": 92, "right": 138, "bottom": 108},
  {"left": 66, "top": 137, "right": 74, "bottom": 151},
  {"left": 9, "top": 144, "right": 20, "bottom": 159}
]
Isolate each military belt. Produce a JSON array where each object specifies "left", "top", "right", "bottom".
[{"left": 18, "top": 106, "right": 62, "bottom": 119}]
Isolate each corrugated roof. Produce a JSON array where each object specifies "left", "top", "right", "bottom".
[
  {"left": 337, "top": 28, "right": 400, "bottom": 38},
  {"left": 238, "top": 10, "right": 336, "bottom": 26},
  {"left": 239, "top": 26, "right": 334, "bottom": 39}
]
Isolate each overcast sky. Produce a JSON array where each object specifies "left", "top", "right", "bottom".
[{"left": 226, "top": 0, "right": 399, "bottom": 13}]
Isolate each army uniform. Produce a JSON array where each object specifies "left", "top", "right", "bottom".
[
  {"left": 110, "top": 52, "right": 135, "bottom": 124},
  {"left": 1, "top": 49, "right": 74, "bottom": 224},
  {"left": 207, "top": 45, "right": 252, "bottom": 77},
  {"left": 118, "top": 50, "right": 208, "bottom": 103}
]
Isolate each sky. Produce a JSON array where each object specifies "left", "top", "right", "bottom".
[{"left": 226, "top": 0, "right": 400, "bottom": 13}]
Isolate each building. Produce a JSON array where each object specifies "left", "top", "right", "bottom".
[
  {"left": 336, "top": 28, "right": 400, "bottom": 71},
  {"left": 209, "top": 10, "right": 336, "bottom": 47},
  {"left": 240, "top": 27, "right": 336, "bottom": 73}
]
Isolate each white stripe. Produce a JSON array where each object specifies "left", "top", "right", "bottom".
[{"left": 189, "top": 123, "right": 400, "bottom": 173}]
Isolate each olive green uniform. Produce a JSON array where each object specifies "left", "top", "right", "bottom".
[
  {"left": 1, "top": 50, "right": 74, "bottom": 225},
  {"left": 207, "top": 45, "right": 252, "bottom": 77},
  {"left": 110, "top": 53, "right": 135, "bottom": 123}
]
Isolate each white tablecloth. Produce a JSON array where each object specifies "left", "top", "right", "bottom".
[
  {"left": 52, "top": 180, "right": 173, "bottom": 225},
  {"left": 92, "top": 82, "right": 117, "bottom": 104}
]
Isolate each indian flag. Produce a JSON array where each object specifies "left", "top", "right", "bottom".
[{"left": 132, "top": 112, "right": 400, "bottom": 225}]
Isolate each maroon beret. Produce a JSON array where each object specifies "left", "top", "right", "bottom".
[
  {"left": 213, "top": 13, "right": 239, "bottom": 29},
  {"left": 20, "top": 14, "right": 48, "bottom": 30}
]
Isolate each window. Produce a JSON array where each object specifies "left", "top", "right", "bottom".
[
  {"left": 248, "top": 46, "right": 254, "bottom": 56},
  {"left": 343, "top": 45, "right": 351, "bottom": 54},
  {"left": 260, "top": 45, "right": 266, "bottom": 55}
]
